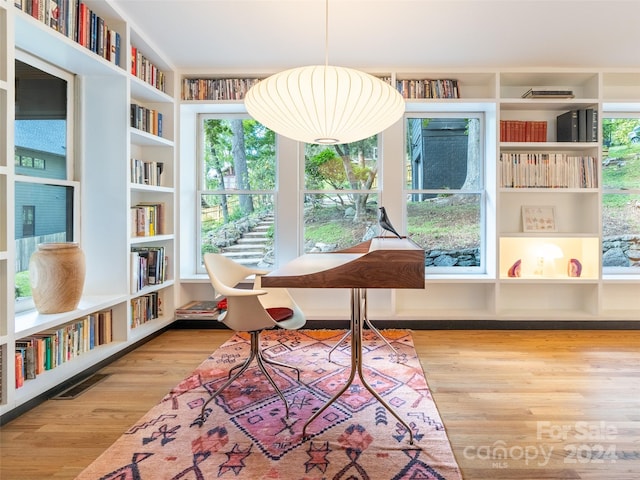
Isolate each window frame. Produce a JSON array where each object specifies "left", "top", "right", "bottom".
[
  {"left": 403, "top": 112, "right": 487, "bottom": 274},
  {"left": 302, "top": 135, "right": 382, "bottom": 253},
  {"left": 195, "top": 113, "right": 278, "bottom": 274},
  {"left": 601, "top": 110, "right": 640, "bottom": 275},
  {"left": 14, "top": 50, "right": 78, "bottom": 313}
]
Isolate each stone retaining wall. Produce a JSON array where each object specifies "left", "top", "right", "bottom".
[{"left": 425, "top": 235, "right": 640, "bottom": 268}]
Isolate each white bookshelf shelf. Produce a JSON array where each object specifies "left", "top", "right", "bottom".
[{"left": 14, "top": 295, "right": 128, "bottom": 338}]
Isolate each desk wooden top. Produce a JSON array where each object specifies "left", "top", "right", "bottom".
[{"left": 262, "top": 237, "right": 425, "bottom": 289}]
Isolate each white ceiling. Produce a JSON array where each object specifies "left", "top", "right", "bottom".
[{"left": 112, "top": 0, "right": 640, "bottom": 74}]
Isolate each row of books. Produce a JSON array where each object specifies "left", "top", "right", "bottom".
[
  {"left": 15, "top": 309, "right": 113, "bottom": 388},
  {"left": 396, "top": 79, "right": 460, "bottom": 99},
  {"left": 131, "top": 292, "right": 162, "bottom": 328},
  {"left": 131, "top": 46, "right": 166, "bottom": 92},
  {"left": 130, "top": 246, "right": 168, "bottom": 293},
  {"left": 14, "top": 0, "right": 122, "bottom": 67},
  {"left": 175, "top": 300, "right": 220, "bottom": 320},
  {"left": 499, "top": 153, "right": 598, "bottom": 189},
  {"left": 130, "top": 103, "right": 163, "bottom": 137},
  {"left": 181, "top": 77, "right": 260, "bottom": 101},
  {"left": 500, "top": 120, "right": 548, "bottom": 142},
  {"left": 557, "top": 108, "right": 598, "bottom": 142},
  {"left": 131, "top": 202, "right": 165, "bottom": 237},
  {"left": 131, "top": 158, "right": 165, "bottom": 186}
]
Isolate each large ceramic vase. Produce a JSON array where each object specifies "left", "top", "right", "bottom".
[{"left": 29, "top": 242, "right": 86, "bottom": 314}]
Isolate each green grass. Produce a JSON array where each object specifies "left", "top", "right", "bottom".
[
  {"left": 407, "top": 200, "right": 480, "bottom": 250},
  {"left": 15, "top": 270, "right": 31, "bottom": 298},
  {"left": 603, "top": 145, "right": 640, "bottom": 190},
  {"left": 303, "top": 199, "right": 481, "bottom": 252}
]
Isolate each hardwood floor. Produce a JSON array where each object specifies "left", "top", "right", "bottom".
[{"left": 1, "top": 328, "right": 638, "bottom": 479}]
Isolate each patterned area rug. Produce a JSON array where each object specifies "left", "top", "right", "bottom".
[{"left": 76, "top": 329, "right": 462, "bottom": 479}]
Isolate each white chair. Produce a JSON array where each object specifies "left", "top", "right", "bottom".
[{"left": 195, "top": 253, "right": 306, "bottom": 425}]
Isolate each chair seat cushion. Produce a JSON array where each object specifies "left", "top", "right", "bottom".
[
  {"left": 266, "top": 307, "right": 294, "bottom": 322},
  {"left": 217, "top": 298, "right": 227, "bottom": 310}
]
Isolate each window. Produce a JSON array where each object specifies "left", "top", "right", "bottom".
[
  {"left": 16, "top": 154, "right": 45, "bottom": 169},
  {"left": 197, "top": 115, "right": 276, "bottom": 272},
  {"left": 14, "top": 54, "right": 76, "bottom": 312},
  {"left": 601, "top": 115, "right": 640, "bottom": 273},
  {"left": 304, "top": 137, "right": 379, "bottom": 252},
  {"left": 22, "top": 205, "right": 35, "bottom": 236},
  {"left": 405, "top": 115, "right": 485, "bottom": 272}
]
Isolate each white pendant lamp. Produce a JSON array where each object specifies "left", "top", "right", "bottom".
[{"left": 244, "top": 1, "right": 405, "bottom": 145}]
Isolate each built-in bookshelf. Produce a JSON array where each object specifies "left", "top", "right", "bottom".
[
  {"left": 13, "top": 0, "right": 123, "bottom": 69},
  {"left": 181, "top": 77, "right": 260, "bottom": 101},
  {"left": 14, "top": 308, "right": 114, "bottom": 389},
  {"left": 0, "top": 0, "right": 10, "bottom": 410},
  {"left": 496, "top": 71, "right": 604, "bottom": 319},
  {"left": 181, "top": 75, "right": 464, "bottom": 101},
  {"left": 499, "top": 152, "right": 598, "bottom": 188},
  {"left": 1, "top": 0, "right": 176, "bottom": 421},
  {"left": 131, "top": 158, "right": 165, "bottom": 186},
  {"left": 179, "top": 68, "right": 639, "bottom": 322},
  {"left": 395, "top": 78, "right": 460, "bottom": 99},
  {"left": 131, "top": 45, "right": 166, "bottom": 92},
  {"left": 130, "top": 245, "right": 168, "bottom": 293},
  {"left": 127, "top": 27, "right": 175, "bottom": 337}
]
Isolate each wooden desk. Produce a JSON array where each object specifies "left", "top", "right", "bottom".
[{"left": 262, "top": 237, "right": 425, "bottom": 444}]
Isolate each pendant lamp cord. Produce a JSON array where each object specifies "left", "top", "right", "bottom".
[{"left": 324, "top": 0, "right": 329, "bottom": 67}]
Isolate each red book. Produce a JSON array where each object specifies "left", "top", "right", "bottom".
[
  {"left": 15, "top": 352, "right": 24, "bottom": 388},
  {"left": 131, "top": 46, "right": 137, "bottom": 76},
  {"left": 78, "top": 3, "right": 86, "bottom": 47}
]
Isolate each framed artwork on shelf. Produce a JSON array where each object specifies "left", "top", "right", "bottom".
[{"left": 522, "top": 205, "right": 557, "bottom": 232}]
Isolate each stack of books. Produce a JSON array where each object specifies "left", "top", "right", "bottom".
[
  {"left": 522, "top": 88, "right": 574, "bottom": 99},
  {"left": 175, "top": 301, "right": 220, "bottom": 320}
]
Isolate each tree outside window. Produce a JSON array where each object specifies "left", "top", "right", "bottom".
[
  {"left": 198, "top": 116, "right": 276, "bottom": 269},
  {"left": 304, "top": 137, "right": 379, "bottom": 252}
]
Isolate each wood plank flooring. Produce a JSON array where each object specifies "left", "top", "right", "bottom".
[{"left": 1, "top": 328, "right": 638, "bottom": 479}]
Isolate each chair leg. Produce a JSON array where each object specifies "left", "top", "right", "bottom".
[
  {"left": 261, "top": 355, "right": 301, "bottom": 381},
  {"left": 226, "top": 347, "right": 256, "bottom": 379},
  {"left": 199, "top": 340, "right": 257, "bottom": 419},
  {"left": 197, "top": 331, "right": 292, "bottom": 426},
  {"left": 254, "top": 351, "right": 290, "bottom": 418},
  {"left": 227, "top": 360, "right": 244, "bottom": 379}
]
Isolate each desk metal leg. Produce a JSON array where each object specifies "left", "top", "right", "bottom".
[
  {"left": 303, "top": 288, "right": 414, "bottom": 445},
  {"left": 328, "top": 289, "right": 399, "bottom": 363},
  {"left": 302, "top": 289, "right": 359, "bottom": 439}
]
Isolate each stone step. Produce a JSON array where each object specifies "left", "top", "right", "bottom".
[
  {"left": 222, "top": 251, "right": 264, "bottom": 259},
  {"left": 242, "top": 232, "right": 270, "bottom": 238},
  {"left": 224, "top": 243, "right": 266, "bottom": 252},
  {"left": 217, "top": 215, "right": 274, "bottom": 265},
  {"left": 221, "top": 254, "right": 264, "bottom": 265},
  {"left": 236, "top": 237, "right": 269, "bottom": 244}
]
